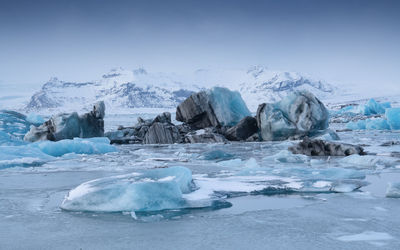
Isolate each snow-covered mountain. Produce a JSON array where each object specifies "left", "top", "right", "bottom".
[{"left": 26, "top": 66, "right": 335, "bottom": 113}]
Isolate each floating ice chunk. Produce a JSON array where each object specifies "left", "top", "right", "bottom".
[
  {"left": 263, "top": 150, "right": 309, "bottom": 163},
  {"left": 207, "top": 87, "right": 252, "bottom": 127},
  {"left": 217, "top": 158, "right": 244, "bottom": 168},
  {"left": 386, "top": 182, "right": 400, "bottom": 198},
  {"left": 346, "top": 118, "right": 390, "bottom": 130},
  {"left": 385, "top": 108, "right": 400, "bottom": 130},
  {"left": 340, "top": 155, "right": 399, "bottom": 169},
  {"left": 363, "top": 99, "right": 389, "bottom": 115},
  {"left": 26, "top": 113, "right": 45, "bottom": 124},
  {"left": 0, "top": 110, "right": 32, "bottom": 144},
  {"left": 346, "top": 120, "right": 366, "bottom": 130},
  {"left": 31, "top": 137, "right": 117, "bottom": 157},
  {"left": 0, "top": 145, "right": 55, "bottom": 169},
  {"left": 61, "top": 166, "right": 195, "bottom": 212},
  {"left": 257, "top": 91, "right": 329, "bottom": 141},
  {"left": 199, "top": 150, "right": 235, "bottom": 161}
]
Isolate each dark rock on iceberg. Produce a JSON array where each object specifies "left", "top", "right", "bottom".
[
  {"left": 257, "top": 90, "right": 329, "bottom": 141},
  {"left": 176, "top": 87, "right": 251, "bottom": 129},
  {"left": 144, "top": 122, "right": 181, "bottom": 144},
  {"left": 184, "top": 128, "right": 228, "bottom": 143},
  {"left": 289, "top": 137, "right": 365, "bottom": 156},
  {"left": 24, "top": 101, "right": 105, "bottom": 142},
  {"left": 225, "top": 116, "right": 258, "bottom": 141}
]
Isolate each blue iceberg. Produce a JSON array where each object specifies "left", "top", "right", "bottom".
[
  {"left": 363, "top": 99, "right": 389, "bottom": 115},
  {"left": 0, "top": 110, "right": 32, "bottom": 145},
  {"left": 257, "top": 91, "right": 329, "bottom": 141},
  {"left": 346, "top": 118, "right": 390, "bottom": 130},
  {"left": 61, "top": 166, "right": 195, "bottom": 212},
  {"left": 386, "top": 108, "right": 400, "bottom": 130},
  {"left": 207, "top": 87, "right": 251, "bottom": 127}
]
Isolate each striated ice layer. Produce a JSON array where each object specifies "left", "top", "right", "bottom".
[
  {"left": 207, "top": 87, "right": 251, "bottom": 126},
  {"left": 334, "top": 99, "right": 391, "bottom": 116},
  {"left": 340, "top": 155, "right": 399, "bottom": 169},
  {"left": 61, "top": 166, "right": 195, "bottom": 212}
]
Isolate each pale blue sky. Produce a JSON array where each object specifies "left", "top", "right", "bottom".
[{"left": 0, "top": 0, "right": 399, "bottom": 88}]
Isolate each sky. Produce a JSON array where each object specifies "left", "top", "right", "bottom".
[{"left": 0, "top": 0, "right": 399, "bottom": 90}]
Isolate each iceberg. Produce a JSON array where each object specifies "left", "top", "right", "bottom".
[
  {"left": 176, "top": 87, "right": 251, "bottom": 129},
  {"left": 386, "top": 182, "right": 400, "bottom": 198},
  {"left": 0, "top": 110, "right": 32, "bottom": 144},
  {"left": 363, "top": 99, "right": 389, "bottom": 115},
  {"left": 61, "top": 166, "right": 196, "bottom": 212},
  {"left": 0, "top": 144, "right": 55, "bottom": 169},
  {"left": 256, "top": 91, "right": 329, "bottom": 141},
  {"left": 207, "top": 87, "right": 252, "bottom": 127},
  {"left": 346, "top": 118, "right": 390, "bottom": 130},
  {"left": 385, "top": 108, "right": 400, "bottom": 130}
]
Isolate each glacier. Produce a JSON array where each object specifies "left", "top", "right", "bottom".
[{"left": 61, "top": 166, "right": 195, "bottom": 212}]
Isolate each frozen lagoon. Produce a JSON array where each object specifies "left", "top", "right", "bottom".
[{"left": 1, "top": 115, "right": 400, "bottom": 249}]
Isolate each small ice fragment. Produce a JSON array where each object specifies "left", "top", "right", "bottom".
[{"left": 386, "top": 182, "right": 400, "bottom": 198}]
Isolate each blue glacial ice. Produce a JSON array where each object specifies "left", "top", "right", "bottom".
[
  {"left": 0, "top": 137, "right": 117, "bottom": 169},
  {"left": 346, "top": 118, "right": 390, "bottom": 130},
  {"left": 25, "top": 113, "right": 45, "bottom": 125},
  {"left": 0, "top": 110, "right": 32, "bottom": 145},
  {"left": 385, "top": 108, "right": 400, "bottom": 130},
  {"left": 386, "top": 182, "right": 400, "bottom": 198},
  {"left": 257, "top": 90, "right": 329, "bottom": 141},
  {"left": 30, "top": 137, "right": 117, "bottom": 157},
  {"left": 334, "top": 99, "right": 391, "bottom": 116},
  {"left": 61, "top": 166, "right": 196, "bottom": 212},
  {"left": 207, "top": 87, "right": 251, "bottom": 126}
]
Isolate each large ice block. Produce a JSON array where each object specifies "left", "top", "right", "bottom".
[
  {"left": 385, "top": 108, "right": 400, "bottom": 130},
  {"left": 61, "top": 166, "right": 195, "bottom": 212}
]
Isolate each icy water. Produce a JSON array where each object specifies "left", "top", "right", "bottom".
[{"left": 1, "top": 115, "right": 400, "bottom": 249}]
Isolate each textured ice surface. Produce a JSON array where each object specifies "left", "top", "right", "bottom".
[
  {"left": 207, "top": 87, "right": 251, "bottom": 126},
  {"left": 335, "top": 99, "right": 391, "bottom": 116},
  {"left": 386, "top": 108, "right": 400, "bottom": 130},
  {"left": 386, "top": 182, "right": 400, "bottom": 198},
  {"left": 61, "top": 166, "right": 195, "bottom": 212}
]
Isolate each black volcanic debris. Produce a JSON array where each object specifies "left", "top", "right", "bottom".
[{"left": 289, "top": 137, "right": 365, "bottom": 156}]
